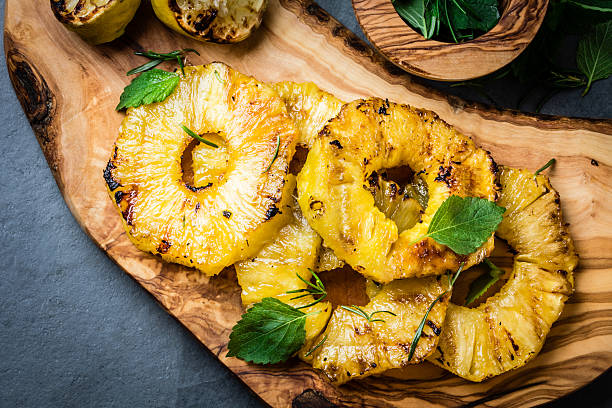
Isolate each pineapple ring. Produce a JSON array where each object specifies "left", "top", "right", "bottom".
[
  {"left": 104, "top": 63, "right": 298, "bottom": 276},
  {"left": 297, "top": 98, "right": 499, "bottom": 284},
  {"left": 428, "top": 167, "right": 578, "bottom": 381}
]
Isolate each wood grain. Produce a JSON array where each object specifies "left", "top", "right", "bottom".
[
  {"left": 4, "top": 1, "right": 612, "bottom": 407},
  {"left": 352, "top": 0, "right": 548, "bottom": 81}
]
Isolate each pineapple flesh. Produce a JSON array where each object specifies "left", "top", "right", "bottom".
[
  {"left": 428, "top": 167, "right": 578, "bottom": 381},
  {"left": 309, "top": 277, "right": 450, "bottom": 385},
  {"left": 104, "top": 63, "right": 298, "bottom": 275},
  {"left": 297, "top": 98, "right": 499, "bottom": 283}
]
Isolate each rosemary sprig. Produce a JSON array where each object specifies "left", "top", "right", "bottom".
[
  {"left": 286, "top": 269, "right": 327, "bottom": 309},
  {"left": 534, "top": 158, "right": 556, "bottom": 176},
  {"left": 128, "top": 48, "right": 200, "bottom": 76},
  {"left": 340, "top": 305, "right": 397, "bottom": 323},
  {"left": 214, "top": 70, "right": 225, "bottom": 84},
  {"left": 264, "top": 135, "right": 280, "bottom": 173},
  {"left": 304, "top": 334, "right": 328, "bottom": 357},
  {"left": 407, "top": 262, "right": 465, "bottom": 362},
  {"left": 181, "top": 125, "right": 219, "bottom": 148}
]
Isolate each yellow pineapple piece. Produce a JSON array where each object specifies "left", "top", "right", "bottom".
[{"left": 428, "top": 166, "right": 578, "bottom": 381}]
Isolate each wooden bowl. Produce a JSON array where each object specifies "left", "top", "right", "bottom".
[{"left": 352, "top": 0, "right": 549, "bottom": 81}]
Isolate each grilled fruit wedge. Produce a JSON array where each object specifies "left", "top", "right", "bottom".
[
  {"left": 298, "top": 98, "right": 499, "bottom": 283},
  {"left": 428, "top": 167, "right": 578, "bottom": 381},
  {"left": 309, "top": 277, "right": 450, "bottom": 385},
  {"left": 151, "top": 0, "right": 267, "bottom": 43},
  {"left": 104, "top": 63, "right": 298, "bottom": 275},
  {"left": 50, "top": 0, "right": 141, "bottom": 44},
  {"left": 234, "top": 177, "right": 332, "bottom": 355}
]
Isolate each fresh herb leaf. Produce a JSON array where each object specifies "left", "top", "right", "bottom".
[
  {"left": 568, "top": 0, "right": 612, "bottom": 12},
  {"left": 340, "top": 305, "right": 397, "bottom": 323},
  {"left": 214, "top": 70, "right": 225, "bottom": 84},
  {"left": 116, "top": 69, "right": 180, "bottom": 111},
  {"left": 534, "top": 158, "right": 556, "bottom": 176},
  {"left": 304, "top": 334, "right": 328, "bottom": 357},
  {"left": 264, "top": 135, "right": 280, "bottom": 173},
  {"left": 227, "top": 297, "right": 317, "bottom": 364},
  {"left": 129, "top": 48, "right": 200, "bottom": 76},
  {"left": 465, "top": 259, "right": 505, "bottom": 305},
  {"left": 286, "top": 269, "right": 327, "bottom": 309},
  {"left": 181, "top": 125, "right": 219, "bottom": 148},
  {"left": 412, "top": 195, "right": 505, "bottom": 255},
  {"left": 408, "top": 262, "right": 464, "bottom": 361},
  {"left": 447, "top": 0, "right": 499, "bottom": 32},
  {"left": 393, "top": 0, "right": 434, "bottom": 39},
  {"left": 577, "top": 21, "right": 612, "bottom": 95}
]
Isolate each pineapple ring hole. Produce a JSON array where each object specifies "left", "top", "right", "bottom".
[
  {"left": 366, "top": 166, "right": 429, "bottom": 234},
  {"left": 450, "top": 237, "right": 513, "bottom": 308},
  {"left": 184, "top": 134, "right": 230, "bottom": 189}
]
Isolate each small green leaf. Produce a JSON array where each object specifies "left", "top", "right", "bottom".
[
  {"left": 447, "top": 0, "right": 499, "bottom": 32},
  {"left": 129, "top": 48, "right": 200, "bottom": 76},
  {"left": 264, "top": 135, "right": 280, "bottom": 173},
  {"left": 534, "top": 158, "right": 556, "bottom": 176},
  {"left": 181, "top": 125, "right": 219, "bottom": 148},
  {"left": 568, "top": 0, "right": 612, "bottom": 12},
  {"left": 116, "top": 69, "right": 180, "bottom": 111},
  {"left": 577, "top": 21, "right": 612, "bottom": 95},
  {"left": 227, "top": 297, "right": 312, "bottom": 364},
  {"left": 465, "top": 259, "right": 505, "bottom": 305},
  {"left": 424, "top": 195, "right": 505, "bottom": 255},
  {"left": 304, "top": 334, "right": 328, "bottom": 357},
  {"left": 393, "top": 0, "right": 434, "bottom": 38}
]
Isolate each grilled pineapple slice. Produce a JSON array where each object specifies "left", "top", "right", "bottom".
[
  {"left": 104, "top": 63, "right": 298, "bottom": 275},
  {"left": 298, "top": 98, "right": 499, "bottom": 283},
  {"left": 428, "top": 167, "right": 578, "bottom": 381},
  {"left": 151, "top": 0, "right": 267, "bottom": 43},
  {"left": 50, "top": 0, "right": 141, "bottom": 44},
  {"left": 234, "top": 177, "right": 332, "bottom": 354},
  {"left": 309, "top": 277, "right": 450, "bottom": 385}
]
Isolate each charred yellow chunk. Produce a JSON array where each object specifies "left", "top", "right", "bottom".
[
  {"left": 428, "top": 167, "right": 578, "bottom": 381},
  {"left": 50, "top": 0, "right": 141, "bottom": 44},
  {"left": 298, "top": 98, "right": 499, "bottom": 283},
  {"left": 104, "top": 63, "right": 298, "bottom": 275},
  {"left": 309, "top": 277, "right": 450, "bottom": 385}
]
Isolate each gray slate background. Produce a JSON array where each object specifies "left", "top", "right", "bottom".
[{"left": 1, "top": 1, "right": 610, "bottom": 407}]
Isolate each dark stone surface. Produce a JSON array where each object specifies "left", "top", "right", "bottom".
[{"left": 0, "top": 1, "right": 609, "bottom": 407}]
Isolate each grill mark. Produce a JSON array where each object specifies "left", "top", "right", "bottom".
[
  {"left": 264, "top": 204, "right": 280, "bottom": 220},
  {"left": 103, "top": 161, "right": 120, "bottom": 191},
  {"left": 426, "top": 319, "right": 442, "bottom": 336},
  {"left": 157, "top": 239, "right": 171, "bottom": 254}
]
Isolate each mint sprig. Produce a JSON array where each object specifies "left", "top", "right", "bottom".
[
  {"left": 577, "top": 20, "right": 612, "bottom": 95},
  {"left": 412, "top": 195, "right": 505, "bottom": 255},
  {"left": 227, "top": 297, "right": 319, "bottom": 364},
  {"left": 116, "top": 69, "right": 180, "bottom": 111}
]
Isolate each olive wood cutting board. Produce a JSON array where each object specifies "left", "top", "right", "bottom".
[{"left": 5, "top": 1, "right": 612, "bottom": 407}]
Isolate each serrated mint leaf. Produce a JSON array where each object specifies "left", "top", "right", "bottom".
[
  {"left": 393, "top": 0, "right": 435, "bottom": 38},
  {"left": 568, "top": 0, "right": 612, "bottom": 12},
  {"left": 448, "top": 0, "right": 499, "bottom": 32},
  {"left": 426, "top": 195, "right": 505, "bottom": 255},
  {"left": 116, "top": 69, "right": 180, "bottom": 111},
  {"left": 577, "top": 21, "right": 612, "bottom": 95},
  {"left": 465, "top": 259, "right": 505, "bottom": 305},
  {"left": 227, "top": 297, "right": 309, "bottom": 364}
]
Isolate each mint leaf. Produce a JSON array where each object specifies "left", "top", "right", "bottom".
[
  {"left": 568, "top": 0, "right": 612, "bottom": 12},
  {"left": 577, "top": 21, "right": 612, "bottom": 95},
  {"left": 425, "top": 195, "right": 505, "bottom": 255},
  {"left": 116, "top": 69, "right": 180, "bottom": 110},
  {"left": 393, "top": 0, "right": 435, "bottom": 38},
  {"left": 227, "top": 298, "right": 310, "bottom": 364},
  {"left": 465, "top": 259, "right": 505, "bottom": 305},
  {"left": 448, "top": 0, "right": 499, "bottom": 32}
]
